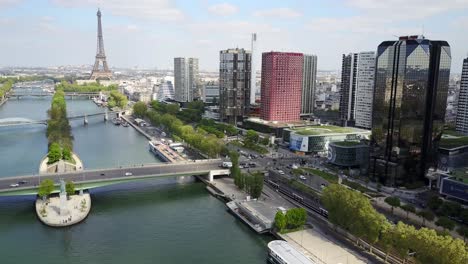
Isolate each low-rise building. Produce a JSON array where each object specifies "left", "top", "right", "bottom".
[
  {"left": 283, "top": 125, "right": 371, "bottom": 154},
  {"left": 328, "top": 141, "right": 369, "bottom": 168}
]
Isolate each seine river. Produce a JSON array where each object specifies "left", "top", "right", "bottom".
[{"left": 0, "top": 95, "right": 271, "bottom": 263}]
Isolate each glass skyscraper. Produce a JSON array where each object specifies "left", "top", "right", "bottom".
[{"left": 370, "top": 36, "right": 451, "bottom": 186}]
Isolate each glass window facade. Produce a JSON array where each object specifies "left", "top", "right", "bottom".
[{"left": 371, "top": 37, "right": 451, "bottom": 186}]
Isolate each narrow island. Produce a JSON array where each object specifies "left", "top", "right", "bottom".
[
  {"left": 36, "top": 88, "right": 91, "bottom": 227},
  {"left": 39, "top": 89, "right": 83, "bottom": 173}
]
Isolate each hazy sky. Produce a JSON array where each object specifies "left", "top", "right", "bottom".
[{"left": 1, "top": 0, "right": 468, "bottom": 72}]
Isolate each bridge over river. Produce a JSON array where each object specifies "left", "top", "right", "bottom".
[
  {"left": 0, "top": 159, "right": 229, "bottom": 196},
  {"left": 0, "top": 110, "right": 119, "bottom": 127}
]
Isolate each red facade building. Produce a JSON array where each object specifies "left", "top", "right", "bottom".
[{"left": 260, "top": 52, "right": 303, "bottom": 121}]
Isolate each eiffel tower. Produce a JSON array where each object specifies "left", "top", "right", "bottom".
[{"left": 90, "top": 8, "right": 112, "bottom": 80}]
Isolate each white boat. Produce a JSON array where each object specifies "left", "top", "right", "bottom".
[{"left": 267, "top": 240, "right": 316, "bottom": 264}]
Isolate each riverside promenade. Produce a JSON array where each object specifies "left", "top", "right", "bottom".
[{"left": 279, "top": 229, "right": 366, "bottom": 264}]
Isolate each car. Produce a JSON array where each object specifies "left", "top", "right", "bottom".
[
  {"left": 100, "top": 173, "right": 105, "bottom": 176},
  {"left": 248, "top": 162, "right": 256, "bottom": 168},
  {"left": 278, "top": 170, "right": 285, "bottom": 175},
  {"left": 221, "top": 161, "right": 233, "bottom": 168},
  {"left": 18, "top": 180, "right": 28, "bottom": 184},
  {"left": 10, "top": 183, "right": 19, "bottom": 187},
  {"left": 299, "top": 175, "right": 307, "bottom": 180},
  {"left": 125, "top": 172, "right": 133, "bottom": 176}
]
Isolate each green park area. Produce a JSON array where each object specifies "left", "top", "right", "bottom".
[
  {"left": 56, "top": 81, "right": 118, "bottom": 93},
  {"left": 46, "top": 89, "right": 74, "bottom": 164},
  {"left": 293, "top": 125, "right": 356, "bottom": 136}
]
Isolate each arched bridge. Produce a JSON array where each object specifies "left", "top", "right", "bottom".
[
  {"left": 0, "top": 111, "right": 119, "bottom": 127},
  {"left": 8, "top": 90, "right": 101, "bottom": 98}
]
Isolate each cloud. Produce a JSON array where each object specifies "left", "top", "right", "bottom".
[
  {"left": 51, "top": 0, "right": 185, "bottom": 21},
  {"left": 346, "top": 0, "right": 468, "bottom": 19},
  {"left": 0, "top": 0, "right": 21, "bottom": 8},
  {"left": 306, "top": 16, "right": 425, "bottom": 37},
  {"left": 208, "top": 3, "right": 238, "bottom": 16},
  {"left": 451, "top": 16, "right": 468, "bottom": 27},
  {"left": 253, "top": 7, "right": 302, "bottom": 19}
]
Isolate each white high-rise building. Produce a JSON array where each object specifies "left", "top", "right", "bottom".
[
  {"left": 456, "top": 57, "right": 468, "bottom": 135},
  {"left": 354, "top": 52, "right": 376, "bottom": 129},
  {"left": 174, "top": 57, "right": 199, "bottom": 102},
  {"left": 339, "top": 51, "right": 375, "bottom": 128}
]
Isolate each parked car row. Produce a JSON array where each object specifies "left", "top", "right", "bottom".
[{"left": 239, "top": 162, "right": 256, "bottom": 169}]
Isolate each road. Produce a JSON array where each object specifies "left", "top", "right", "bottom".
[{"left": 0, "top": 159, "right": 222, "bottom": 193}]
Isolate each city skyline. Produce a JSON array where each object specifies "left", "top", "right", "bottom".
[{"left": 0, "top": 0, "right": 467, "bottom": 72}]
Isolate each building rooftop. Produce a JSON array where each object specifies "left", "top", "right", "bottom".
[
  {"left": 331, "top": 141, "right": 364, "bottom": 147},
  {"left": 288, "top": 125, "right": 369, "bottom": 136},
  {"left": 440, "top": 131, "right": 468, "bottom": 149},
  {"left": 268, "top": 240, "right": 315, "bottom": 264},
  {"left": 245, "top": 117, "right": 317, "bottom": 128}
]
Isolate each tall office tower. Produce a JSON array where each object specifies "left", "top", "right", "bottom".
[
  {"left": 339, "top": 53, "right": 358, "bottom": 126},
  {"left": 250, "top": 33, "right": 257, "bottom": 104},
  {"left": 174, "top": 57, "right": 199, "bottom": 102},
  {"left": 260, "top": 52, "right": 303, "bottom": 122},
  {"left": 371, "top": 36, "right": 451, "bottom": 186},
  {"left": 354, "top": 52, "right": 376, "bottom": 129},
  {"left": 301, "top": 54, "right": 318, "bottom": 116},
  {"left": 455, "top": 57, "right": 468, "bottom": 135},
  {"left": 219, "top": 48, "right": 251, "bottom": 124}
]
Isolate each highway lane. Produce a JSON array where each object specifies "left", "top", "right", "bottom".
[{"left": 0, "top": 159, "right": 223, "bottom": 193}]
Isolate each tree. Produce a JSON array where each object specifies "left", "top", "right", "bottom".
[
  {"left": 65, "top": 181, "right": 75, "bottom": 198},
  {"left": 461, "top": 208, "right": 468, "bottom": 224},
  {"left": 384, "top": 196, "right": 400, "bottom": 214},
  {"left": 457, "top": 226, "right": 468, "bottom": 242},
  {"left": 248, "top": 172, "right": 264, "bottom": 199},
  {"left": 427, "top": 195, "right": 443, "bottom": 211},
  {"left": 62, "top": 146, "right": 72, "bottom": 161},
  {"left": 166, "top": 104, "right": 180, "bottom": 115},
  {"left": 285, "top": 208, "right": 307, "bottom": 229},
  {"left": 437, "top": 201, "right": 462, "bottom": 218},
  {"left": 435, "top": 216, "right": 456, "bottom": 231},
  {"left": 47, "top": 142, "right": 62, "bottom": 164},
  {"left": 38, "top": 179, "right": 55, "bottom": 200},
  {"left": 400, "top": 204, "right": 416, "bottom": 220},
  {"left": 417, "top": 210, "right": 435, "bottom": 226},
  {"left": 245, "top": 130, "right": 259, "bottom": 145},
  {"left": 133, "top": 101, "right": 147, "bottom": 118},
  {"left": 274, "top": 211, "right": 287, "bottom": 231}
]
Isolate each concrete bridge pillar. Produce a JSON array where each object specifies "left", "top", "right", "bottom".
[
  {"left": 104, "top": 109, "right": 108, "bottom": 121},
  {"left": 207, "top": 171, "right": 214, "bottom": 182},
  {"left": 84, "top": 115, "right": 88, "bottom": 125}
]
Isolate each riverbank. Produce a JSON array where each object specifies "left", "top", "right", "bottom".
[
  {"left": 204, "top": 177, "right": 374, "bottom": 264},
  {"left": 0, "top": 97, "right": 8, "bottom": 107}
]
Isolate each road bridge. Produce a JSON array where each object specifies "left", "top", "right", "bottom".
[{"left": 0, "top": 159, "right": 230, "bottom": 196}]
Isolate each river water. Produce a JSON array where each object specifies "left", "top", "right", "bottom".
[{"left": 0, "top": 93, "right": 272, "bottom": 263}]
